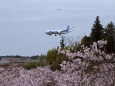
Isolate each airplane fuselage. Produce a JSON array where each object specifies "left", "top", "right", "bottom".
[{"left": 45, "top": 26, "right": 72, "bottom": 36}]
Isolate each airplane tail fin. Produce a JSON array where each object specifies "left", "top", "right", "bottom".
[
  {"left": 66, "top": 26, "right": 69, "bottom": 30},
  {"left": 62, "top": 26, "right": 74, "bottom": 33}
]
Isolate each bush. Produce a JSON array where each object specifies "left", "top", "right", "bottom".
[
  {"left": 23, "top": 61, "right": 39, "bottom": 70},
  {"left": 46, "top": 48, "right": 66, "bottom": 70}
]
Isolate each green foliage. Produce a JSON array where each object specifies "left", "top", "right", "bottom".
[
  {"left": 46, "top": 48, "right": 66, "bottom": 70},
  {"left": 90, "top": 16, "right": 104, "bottom": 42},
  {"left": 46, "top": 49, "right": 58, "bottom": 65},
  {"left": 104, "top": 22, "right": 115, "bottom": 53},
  {"left": 69, "top": 48, "right": 74, "bottom": 53},
  {"left": 23, "top": 61, "right": 39, "bottom": 70},
  {"left": 22, "top": 55, "right": 46, "bottom": 70},
  {"left": 38, "top": 54, "right": 47, "bottom": 67},
  {"left": 80, "top": 16, "right": 115, "bottom": 54},
  {"left": 81, "top": 36, "right": 92, "bottom": 47},
  {"left": 64, "top": 46, "right": 69, "bottom": 50}
]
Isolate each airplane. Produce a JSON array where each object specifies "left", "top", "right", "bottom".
[{"left": 45, "top": 26, "right": 74, "bottom": 36}]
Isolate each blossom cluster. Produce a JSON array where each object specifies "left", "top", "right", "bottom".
[
  {"left": 97, "top": 40, "right": 107, "bottom": 48},
  {"left": 0, "top": 40, "right": 115, "bottom": 86}
]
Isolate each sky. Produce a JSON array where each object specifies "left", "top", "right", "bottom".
[{"left": 0, "top": 0, "right": 115, "bottom": 56}]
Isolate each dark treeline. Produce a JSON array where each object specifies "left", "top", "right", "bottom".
[
  {"left": 0, "top": 55, "right": 40, "bottom": 60},
  {"left": 81, "top": 16, "right": 115, "bottom": 54}
]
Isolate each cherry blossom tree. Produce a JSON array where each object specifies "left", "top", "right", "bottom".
[{"left": 0, "top": 40, "right": 115, "bottom": 86}]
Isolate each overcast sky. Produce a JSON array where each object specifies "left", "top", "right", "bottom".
[{"left": 0, "top": 0, "right": 115, "bottom": 56}]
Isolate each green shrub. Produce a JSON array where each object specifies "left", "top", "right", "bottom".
[
  {"left": 23, "top": 61, "right": 39, "bottom": 70},
  {"left": 46, "top": 48, "right": 66, "bottom": 70}
]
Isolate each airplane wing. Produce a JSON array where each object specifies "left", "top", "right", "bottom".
[{"left": 60, "top": 27, "right": 74, "bottom": 33}]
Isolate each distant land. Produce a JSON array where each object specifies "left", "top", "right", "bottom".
[{"left": 0, "top": 55, "right": 40, "bottom": 63}]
